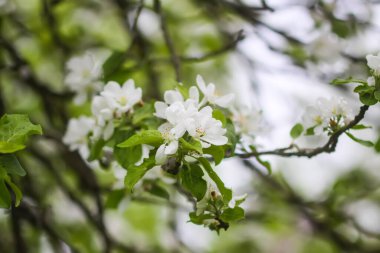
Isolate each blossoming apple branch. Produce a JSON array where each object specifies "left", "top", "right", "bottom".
[{"left": 59, "top": 49, "right": 380, "bottom": 232}]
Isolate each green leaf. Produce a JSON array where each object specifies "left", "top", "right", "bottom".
[
  {"left": 114, "top": 129, "right": 142, "bottom": 169},
  {"left": 103, "top": 51, "right": 126, "bottom": 79},
  {"left": 0, "top": 154, "right": 26, "bottom": 176},
  {"left": 105, "top": 189, "right": 126, "bottom": 209},
  {"left": 375, "top": 137, "right": 380, "bottom": 153},
  {"left": 204, "top": 145, "right": 225, "bottom": 165},
  {"left": 305, "top": 127, "right": 315, "bottom": 136},
  {"left": 88, "top": 138, "right": 106, "bottom": 161},
  {"left": 234, "top": 194, "right": 247, "bottom": 207},
  {"left": 0, "top": 114, "right": 42, "bottom": 153},
  {"left": 345, "top": 132, "right": 374, "bottom": 147},
  {"left": 359, "top": 92, "right": 377, "bottom": 106},
  {"left": 124, "top": 158, "right": 155, "bottom": 192},
  {"left": 212, "top": 109, "right": 226, "bottom": 127},
  {"left": 374, "top": 91, "right": 380, "bottom": 101},
  {"left": 198, "top": 157, "right": 232, "bottom": 203},
  {"left": 225, "top": 119, "right": 237, "bottom": 155},
  {"left": 331, "top": 78, "right": 367, "bottom": 85},
  {"left": 189, "top": 211, "right": 214, "bottom": 225},
  {"left": 354, "top": 85, "right": 374, "bottom": 93},
  {"left": 0, "top": 178, "right": 11, "bottom": 208},
  {"left": 117, "top": 130, "right": 163, "bottom": 148},
  {"left": 249, "top": 146, "right": 272, "bottom": 174},
  {"left": 351, "top": 124, "right": 372, "bottom": 130},
  {"left": 290, "top": 123, "right": 304, "bottom": 139},
  {"left": 144, "top": 180, "right": 170, "bottom": 200},
  {"left": 331, "top": 19, "right": 351, "bottom": 38},
  {"left": 180, "top": 138, "right": 203, "bottom": 154},
  {"left": 258, "top": 157, "right": 272, "bottom": 174},
  {"left": 5, "top": 178, "right": 22, "bottom": 207},
  {"left": 220, "top": 206, "right": 245, "bottom": 222},
  {"left": 132, "top": 103, "right": 154, "bottom": 125},
  {"left": 180, "top": 163, "right": 207, "bottom": 201}
]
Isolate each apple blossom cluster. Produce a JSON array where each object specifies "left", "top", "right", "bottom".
[
  {"left": 153, "top": 75, "right": 233, "bottom": 165},
  {"left": 63, "top": 79, "right": 142, "bottom": 160},
  {"left": 301, "top": 97, "right": 354, "bottom": 135},
  {"left": 63, "top": 74, "right": 261, "bottom": 232}
]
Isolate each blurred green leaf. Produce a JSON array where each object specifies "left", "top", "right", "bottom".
[
  {"left": 345, "top": 132, "right": 374, "bottom": 147},
  {"left": 0, "top": 114, "right": 42, "bottom": 153},
  {"left": 0, "top": 154, "right": 26, "bottom": 176},
  {"left": 220, "top": 206, "right": 245, "bottom": 222},
  {"left": 290, "top": 123, "right": 304, "bottom": 139}
]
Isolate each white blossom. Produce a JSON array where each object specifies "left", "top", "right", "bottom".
[
  {"left": 232, "top": 104, "right": 262, "bottom": 147},
  {"left": 188, "top": 106, "right": 228, "bottom": 148},
  {"left": 302, "top": 97, "right": 354, "bottom": 135},
  {"left": 196, "top": 75, "right": 234, "bottom": 108},
  {"left": 100, "top": 79, "right": 142, "bottom": 117},
  {"left": 64, "top": 52, "right": 103, "bottom": 104},
  {"left": 63, "top": 116, "right": 95, "bottom": 159},
  {"left": 155, "top": 123, "right": 180, "bottom": 165},
  {"left": 366, "top": 53, "right": 380, "bottom": 75}
]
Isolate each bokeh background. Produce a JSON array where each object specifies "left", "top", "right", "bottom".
[{"left": 1, "top": 0, "right": 380, "bottom": 252}]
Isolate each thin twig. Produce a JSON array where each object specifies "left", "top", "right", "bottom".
[{"left": 238, "top": 105, "right": 369, "bottom": 158}]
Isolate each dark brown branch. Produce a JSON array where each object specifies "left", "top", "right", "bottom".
[{"left": 238, "top": 105, "right": 369, "bottom": 158}]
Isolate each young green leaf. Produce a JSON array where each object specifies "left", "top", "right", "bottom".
[
  {"left": 359, "top": 92, "right": 378, "bottom": 106},
  {"left": 0, "top": 178, "right": 11, "bottom": 208},
  {"left": 114, "top": 130, "right": 142, "bottom": 169},
  {"left": 212, "top": 109, "right": 227, "bottom": 127},
  {"left": 374, "top": 137, "right": 380, "bottom": 153},
  {"left": 189, "top": 212, "right": 214, "bottom": 225},
  {"left": 124, "top": 158, "right": 155, "bottom": 192},
  {"left": 144, "top": 180, "right": 170, "bottom": 200},
  {"left": 88, "top": 138, "right": 106, "bottom": 161},
  {"left": 331, "top": 77, "right": 367, "bottom": 85},
  {"left": 0, "top": 114, "right": 42, "bottom": 153},
  {"left": 105, "top": 189, "right": 126, "bottom": 209},
  {"left": 198, "top": 157, "right": 232, "bottom": 203},
  {"left": 345, "top": 132, "right": 374, "bottom": 147},
  {"left": 0, "top": 154, "right": 26, "bottom": 176},
  {"left": 180, "top": 163, "right": 207, "bottom": 201},
  {"left": 180, "top": 138, "right": 203, "bottom": 154},
  {"left": 204, "top": 145, "right": 225, "bottom": 165},
  {"left": 132, "top": 103, "right": 154, "bottom": 125},
  {"left": 5, "top": 178, "right": 23, "bottom": 207},
  {"left": 351, "top": 124, "right": 372, "bottom": 130},
  {"left": 290, "top": 123, "right": 304, "bottom": 139},
  {"left": 103, "top": 51, "right": 126, "bottom": 79},
  {"left": 220, "top": 206, "right": 245, "bottom": 222},
  {"left": 118, "top": 130, "right": 163, "bottom": 148}
]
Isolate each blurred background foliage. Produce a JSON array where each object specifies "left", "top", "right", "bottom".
[{"left": 1, "top": 0, "right": 380, "bottom": 252}]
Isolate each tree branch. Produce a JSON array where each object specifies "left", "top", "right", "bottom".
[{"left": 238, "top": 105, "right": 369, "bottom": 158}]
